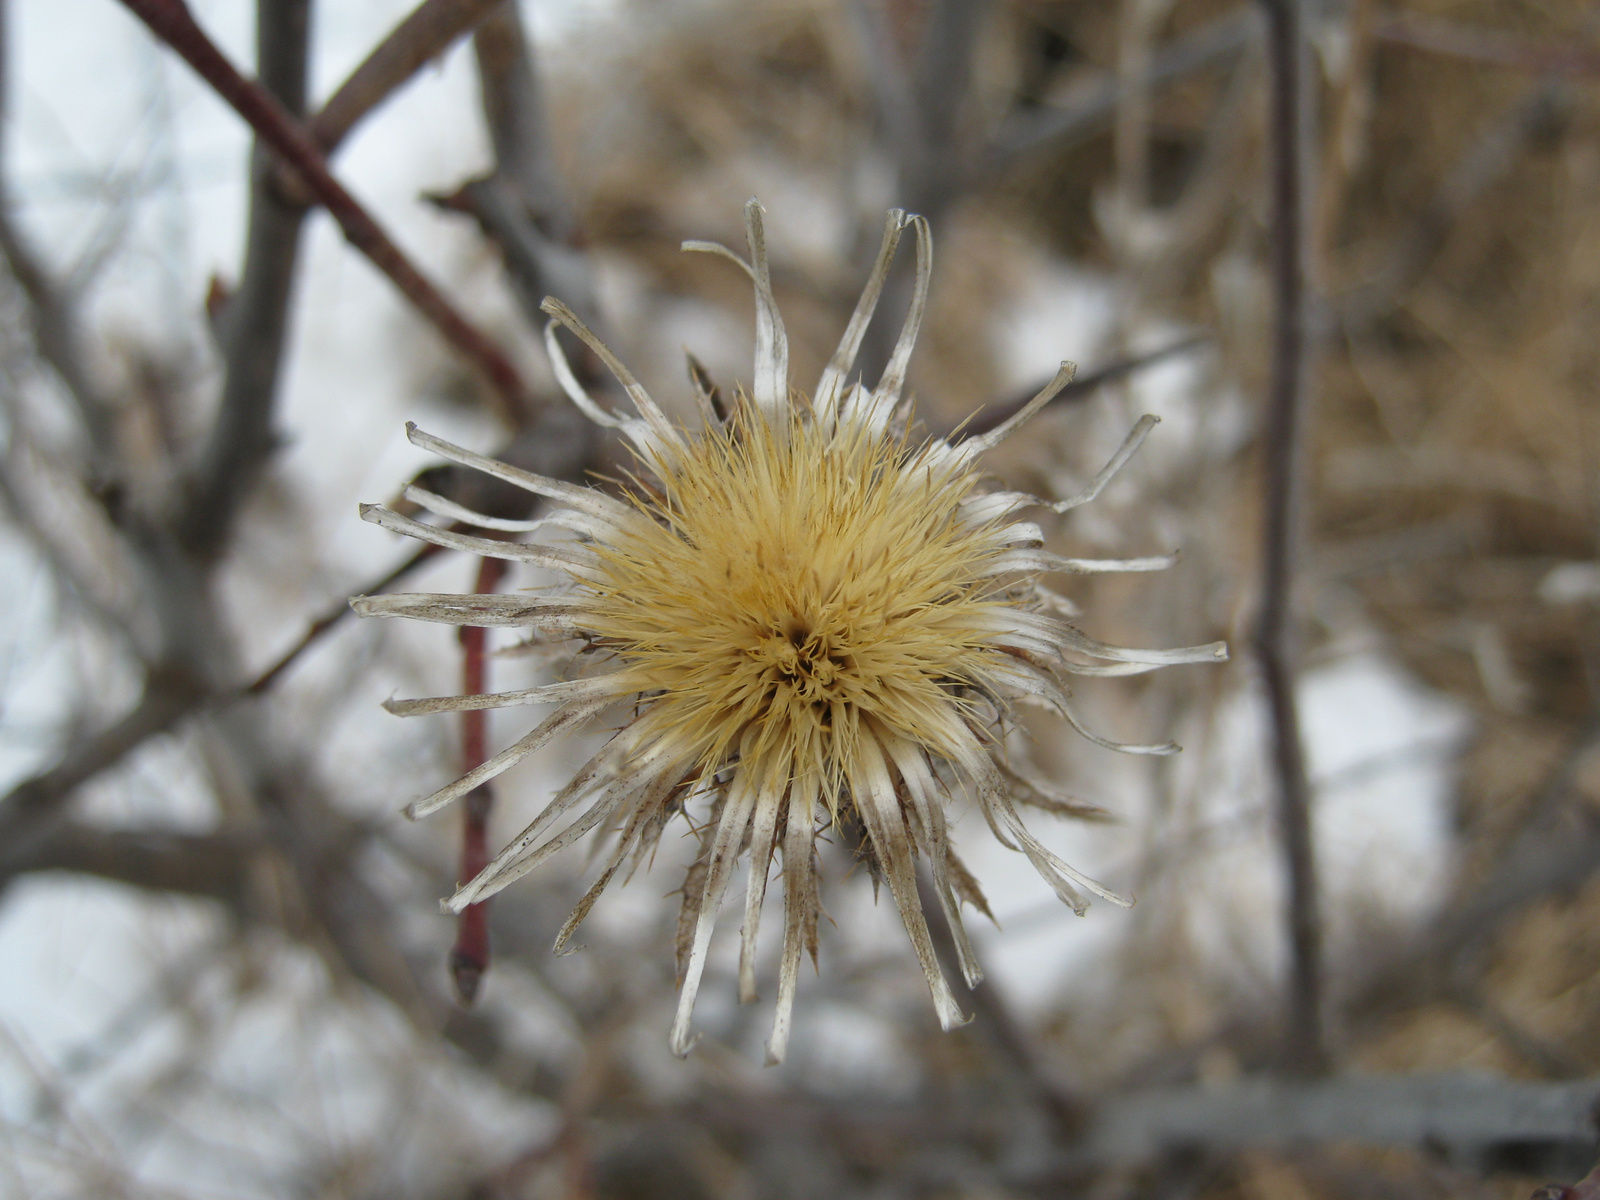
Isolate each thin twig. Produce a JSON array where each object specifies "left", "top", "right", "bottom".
[
  {"left": 1254, "top": 0, "right": 1325, "bottom": 1077},
  {"left": 310, "top": 0, "right": 504, "bottom": 152},
  {"left": 244, "top": 543, "right": 441, "bottom": 696},
  {"left": 986, "top": 8, "right": 1256, "bottom": 172},
  {"left": 0, "top": 455, "right": 142, "bottom": 649},
  {"left": 917, "top": 872, "right": 1085, "bottom": 1136},
  {"left": 954, "top": 333, "right": 1211, "bottom": 440},
  {"left": 1374, "top": 15, "right": 1600, "bottom": 78},
  {"left": 116, "top": 0, "right": 533, "bottom": 424},
  {"left": 0, "top": 5, "right": 120, "bottom": 473},
  {"left": 0, "top": 666, "right": 209, "bottom": 872},
  {"left": 0, "top": 543, "right": 439, "bottom": 856},
  {"left": 0, "top": 207, "right": 117, "bottom": 469},
  {"left": 1337, "top": 81, "right": 1568, "bottom": 330}
]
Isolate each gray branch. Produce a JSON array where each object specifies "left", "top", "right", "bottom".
[
  {"left": 310, "top": 0, "right": 504, "bottom": 153},
  {"left": 177, "top": 0, "right": 312, "bottom": 557},
  {"left": 0, "top": 666, "right": 208, "bottom": 877},
  {"left": 1254, "top": 0, "right": 1324, "bottom": 1076},
  {"left": 1033, "top": 1074, "right": 1600, "bottom": 1178},
  {"left": 433, "top": 0, "right": 598, "bottom": 334},
  {"left": 985, "top": 9, "right": 1257, "bottom": 173}
]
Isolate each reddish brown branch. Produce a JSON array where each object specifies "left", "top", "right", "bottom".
[
  {"left": 451, "top": 555, "right": 507, "bottom": 1004},
  {"left": 115, "top": 0, "right": 532, "bottom": 424}
]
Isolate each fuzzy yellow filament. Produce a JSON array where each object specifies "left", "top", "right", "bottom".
[{"left": 587, "top": 408, "right": 1010, "bottom": 801}]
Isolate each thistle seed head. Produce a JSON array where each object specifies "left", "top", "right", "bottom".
[{"left": 353, "top": 200, "right": 1227, "bottom": 1061}]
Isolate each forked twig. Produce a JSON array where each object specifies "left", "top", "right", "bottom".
[
  {"left": 115, "top": 0, "right": 532, "bottom": 423},
  {"left": 181, "top": 0, "right": 311, "bottom": 555},
  {"left": 0, "top": 543, "right": 441, "bottom": 852},
  {"left": 986, "top": 9, "right": 1257, "bottom": 172},
  {"left": 310, "top": 0, "right": 504, "bottom": 152}
]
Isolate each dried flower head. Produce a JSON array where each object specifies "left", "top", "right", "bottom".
[{"left": 354, "top": 202, "right": 1226, "bottom": 1061}]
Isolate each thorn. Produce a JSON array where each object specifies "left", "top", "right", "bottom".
[
  {"left": 204, "top": 273, "right": 231, "bottom": 331},
  {"left": 449, "top": 945, "right": 484, "bottom": 1005}
]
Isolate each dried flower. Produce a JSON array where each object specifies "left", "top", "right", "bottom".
[{"left": 353, "top": 201, "right": 1226, "bottom": 1061}]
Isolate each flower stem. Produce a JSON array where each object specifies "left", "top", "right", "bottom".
[{"left": 451, "top": 555, "right": 507, "bottom": 1004}]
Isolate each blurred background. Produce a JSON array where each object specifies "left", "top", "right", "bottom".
[{"left": 2, "top": 0, "right": 1598, "bottom": 1196}]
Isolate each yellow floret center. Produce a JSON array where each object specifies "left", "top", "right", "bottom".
[{"left": 583, "top": 400, "right": 1010, "bottom": 797}]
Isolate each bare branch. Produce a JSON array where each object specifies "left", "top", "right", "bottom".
[
  {"left": 432, "top": 1, "right": 600, "bottom": 335},
  {"left": 0, "top": 8, "right": 119, "bottom": 473},
  {"left": 179, "top": 0, "right": 311, "bottom": 557},
  {"left": 987, "top": 9, "right": 1256, "bottom": 172},
  {"left": 0, "top": 666, "right": 208, "bottom": 873},
  {"left": 919, "top": 872, "right": 1085, "bottom": 1135},
  {"left": 0, "top": 541, "right": 443, "bottom": 861},
  {"left": 1254, "top": 0, "right": 1324, "bottom": 1077},
  {"left": 0, "top": 207, "right": 117, "bottom": 468},
  {"left": 116, "top": 0, "right": 533, "bottom": 425},
  {"left": 472, "top": 1, "right": 572, "bottom": 237},
  {"left": 1036, "top": 1074, "right": 1600, "bottom": 1177},
  {"left": 1374, "top": 15, "right": 1600, "bottom": 78},
  {"left": 244, "top": 544, "right": 440, "bottom": 696},
  {"left": 3, "top": 821, "right": 256, "bottom": 906},
  {"left": 0, "top": 796, "right": 553, "bottom": 1097},
  {"left": 954, "top": 333, "right": 1210, "bottom": 440},
  {"left": 857, "top": 0, "right": 990, "bottom": 217},
  {"left": 850, "top": 0, "right": 994, "bottom": 378},
  {"left": 310, "top": 0, "right": 503, "bottom": 153},
  {"left": 1338, "top": 81, "right": 1569, "bottom": 330}
]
